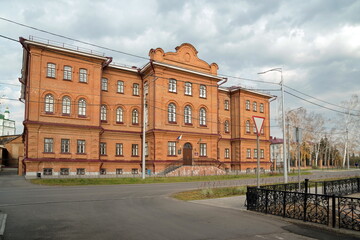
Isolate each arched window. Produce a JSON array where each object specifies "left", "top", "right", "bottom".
[
  {"left": 45, "top": 94, "right": 54, "bottom": 113},
  {"left": 132, "top": 109, "right": 139, "bottom": 124},
  {"left": 78, "top": 98, "right": 86, "bottom": 116},
  {"left": 184, "top": 105, "right": 192, "bottom": 124},
  {"left": 116, "top": 107, "right": 123, "bottom": 123},
  {"left": 246, "top": 120, "right": 250, "bottom": 133},
  {"left": 62, "top": 96, "right": 71, "bottom": 115},
  {"left": 253, "top": 102, "right": 257, "bottom": 111},
  {"left": 168, "top": 103, "right": 176, "bottom": 123},
  {"left": 246, "top": 100, "right": 250, "bottom": 110},
  {"left": 260, "top": 103, "right": 264, "bottom": 113},
  {"left": 199, "top": 108, "right": 206, "bottom": 126},
  {"left": 199, "top": 85, "right": 206, "bottom": 98},
  {"left": 224, "top": 120, "right": 229, "bottom": 133},
  {"left": 100, "top": 105, "right": 107, "bottom": 121}
]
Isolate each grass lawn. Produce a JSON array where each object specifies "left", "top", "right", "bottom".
[
  {"left": 172, "top": 186, "right": 247, "bottom": 201},
  {"left": 30, "top": 172, "right": 310, "bottom": 186}
]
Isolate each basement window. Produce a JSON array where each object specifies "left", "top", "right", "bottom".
[
  {"left": 43, "top": 168, "right": 53, "bottom": 176},
  {"left": 60, "top": 168, "right": 69, "bottom": 175}
]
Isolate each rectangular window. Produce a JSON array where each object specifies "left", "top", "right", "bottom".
[
  {"left": 132, "top": 144, "right": 139, "bottom": 156},
  {"left": 185, "top": 82, "right": 192, "bottom": 95},
  {"left": 116, "top": 143, "right": 123, "bottom": 156},
  {"left": 225, "top": 148, "right": 230, "bottom": 159},
  {"left": 145, "top": 142, "right": 148, "bottom": 156},
  {"left": 44, "top": 138, "right": 53, "bottom": 153},
  {"left": 63, "top": 66, "right": 72, "bottom": 80},
  {"left": 117, "top": 81, "right": 124, "bottom": 93},
  {"left": 77, "top": 140, "right": 86, "bottom": 154},
  {"left": 43, "top": 168, "right": 53, "bottom": 176},
  {"left": 133, "top": 83, "right": 139, "bottom": 96},
  {"left": 77, "top": 168, "right": 85, "bottom": 175},
  {"left": 61, "top": 139, "right": 70, "bottom": 153},
  {"left": 168, "top": 141, "right": 176, "bottom": 156},
  {"left": 224, "top": 100, "right": 229, "bottom": 110},
  {"left": 246, "top": 100, "right": 250, "bottom": 110},
  {"left": 199, "top": 85, "right": 206, "bottom": 98},
  {"left": 254, "top": 149, "right": 258, "bottom": 158},
  {"left": 116, "top": 168, "right": 123, "bottom": 175},
  {"left": 247, "top": 148, "right": 251, "bottom": 158},
  {"left": 260, "top": 149, "right": 264, "bottom": 159},
  {"left": 47, "top": 63, "right": 56, "bottom": 78},
  {"left": 200, "top": 143, "right": 207, "bottom": 157},
  {"left": 253, "top": 102, "right": 257, "bottom": 112},
  {"left": 79, "top": 68, "right": 87, "bottom": 83},
  {"left": 260, "top": 103, "right": 264, "bottom": 113},
  {"left": 101, "top": 78, "right": 108, "bottom": 91},
  {"left": 100, "top": 142, "right": 106, "bottom": 155},
  {"left": 60, "top": 168, "right": 69, "bottom": 175},
  {"left": 168, "top": 79, "right": 177, "bottom": 93}
]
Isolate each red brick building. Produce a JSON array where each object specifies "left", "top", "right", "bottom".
[{"left": 19, "top": 37, "right": 273, "bottom": 178}]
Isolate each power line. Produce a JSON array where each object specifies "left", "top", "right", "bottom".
[
  {"left": 284, "top": 90, "right": 360, "bottom": 117},
  {"left": 218, "top": 73, "right": 279, "bottom": 85},
  {"left": 0, "top": 17, "right": 149, "bottom": 61}
]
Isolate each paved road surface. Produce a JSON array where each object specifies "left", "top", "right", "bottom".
[{"left": 1, "top": 169, "right": 360, "bottom": 240}]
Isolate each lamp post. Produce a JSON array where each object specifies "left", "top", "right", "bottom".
[{"left": 258, "top": 68, "right": 288, "bottom": 183}]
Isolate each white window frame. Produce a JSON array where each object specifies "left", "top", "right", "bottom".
[
  {"left": 199, "top": 85, "right": 206, "bottom": 98},
  {"left": 225, "top": 148, "right": 230, "bottom": 159},
  {"left": 100, "top": 142, "right": 107, "bottom": 155},
  {"left": 116, "top": 107, "right": 123, "bottom": 123},
  {"left": 133, "top": 83, "right": 139, "bottom": 96},
  {"left": 79, "top": 68, "right": 87, "bottom": 83},
  {"left": 254, "top": 149, "right": 258, "bottom": 158},
  {"left": 247, "top": 148, "right": 251, "bottom": 158},
  {"left": 224, "top": 120, "right": 229, "bottom": 133},
  {"left": 62, "top": 96, "right": 71, "bottom": 115},
  {"left": 185, "top": 82, "right": 192, "bottom": 95},
  {"left": 47, "top": 63, "right": 56, "bottom": 78},
  {"left": 224, "top": 100, "right": 229, "bottom": 110},
  {"left": 260, "top": 103, "right": 264, "bottom": 113},
  {"left": 260, "top": 149, "right": 264, "bottom": 159},
  {"left": 117, "top": 80, "right": 124, "bottom": 93},
  {"left": 200, "top": 143, "right": 207, "bottom": 157},
  {"left": 253, "top": 102, "right": 257, "bottom": 112},
  {"left": 246, "top": 100, "right": 250, "bottom": 110},
  {"left": 45, "top": 94, "right": 54, "bottom": 113},
  {"left": 61, "top": 139, "right": 70, "bottom": 153},
  {"left": 44, "top": 138, "right": 53, "bottom": 153},
  {"left": 168, "top": 79, "right": 177, "bottom": 93},
  {"left": 132, "top": 144, "right": 139, "bottom": 156},
  {"left": 101, "top": 78, "right": 108, "bottom": 91},
  {"left": 77, "top": 140, "right": 86, "bottom": 154},
  {"left": 100, "top": 105, "right": 107, "bottom": 121},
  {"left": 168, "top": 141, "right": 176, "bottom": 156},
  {"left": 168, "top": 103, "right": 176, "bottom": 123},
  {"left": 78, "top": 99, "right": 86, "bottom": 116},
  {"left": 184, "top": 105, "right": 192, "bottom": 124},
  {"left": 132, "top": 109, "right": 139, "bottom": 124},
  {"left": 116, "top": 143, "right": 123, "bottom": 156},
  {"left": 246, "top": 120, "right": 250, "bottom": 133},
  {"left": 199, "top": 108, "right": 206, "bottom": 126},
  {"left": 63, "top": 65, "right": 72, "bottom": 80}
]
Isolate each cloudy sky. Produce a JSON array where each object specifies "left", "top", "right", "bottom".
[{"left": 0, "top": 0, "right": 359, "bottom": 137}]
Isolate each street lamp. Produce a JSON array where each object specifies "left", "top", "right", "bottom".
[{"left": 258, "top": 68, "right": 288, "bottom": 183}]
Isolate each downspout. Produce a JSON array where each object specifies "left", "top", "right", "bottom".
[
  {"left": 217, "top": 78, "right": 228, "bottom": 167},
  {"left": 19, "top": 37, "right": 31, "bottom": 175},
  {"left": 137, "top": 68, "right": 145, "bottom": 172},
  {"left": 150, "top": 60, "right": 156, "bottom": 166},
  {"left": 98, "top": 58, "right": 111, "bottom": 173}
]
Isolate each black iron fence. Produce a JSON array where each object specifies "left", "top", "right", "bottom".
[{"left": 247, "top": 178, "right": 360, "bottom": 231}]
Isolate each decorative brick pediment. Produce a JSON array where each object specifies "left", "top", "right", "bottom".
[{"left": 149, "top": 43, "right": 218, "bottom": 75}]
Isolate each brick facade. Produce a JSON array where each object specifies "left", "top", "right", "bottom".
[{"left": 19, "top": 38, "right": 273, "bottom": 178}]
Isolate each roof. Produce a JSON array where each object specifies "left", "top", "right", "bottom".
[
  {"left": 270, "top": 136, "right": 284, "bottom": 144},
  {"left": 0, "top": 135, "right": 21, "bottom": 145},
  {"left": 219, "top": 86, "right": 275, "bottom": 99}
]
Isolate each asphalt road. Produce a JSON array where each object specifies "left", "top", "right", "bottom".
[{"left": 1, "top": 170, "right": 360, "bottom": 240}]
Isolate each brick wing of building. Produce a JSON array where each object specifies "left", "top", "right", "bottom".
[{"left": 19, "top": 37, "right": 273, "bottom": 178}]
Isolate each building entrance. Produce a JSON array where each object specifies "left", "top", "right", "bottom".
[{"left": 183, "top": 143, "right": 192, "bottom": 165}]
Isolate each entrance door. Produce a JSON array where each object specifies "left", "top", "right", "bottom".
[{"left": 183, "top": 143, "right": 192, "bottom": 165}]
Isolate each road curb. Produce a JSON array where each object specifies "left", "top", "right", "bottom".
[{"left": 0, "top": 212, "right": 7, "bottom": 239}]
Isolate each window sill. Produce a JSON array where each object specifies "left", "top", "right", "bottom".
[
  {"left": 62, "top": 113, "right": 70, "bottom": 116},
  {"left": 79, "top": 81, "right": 88, "bottom": 84},
  {"left": 60, "top": 152, "right": 71, "bottom": 155},
  {"left": 117, "top": 92, "right": 124, "bottom": 94},
  {"left": 43, "top": 152, "right": 54, "bottom": 154},
  {"left": 101, "top": 120, "right": 108, "bottom": 123},
  {"left": 46, "top": 76, "right": 56, "bottom": 79},
  {"left": 45, "top": 112, "right": 54, "bottom": 115},
  {"left": 76, "top": 153, "right": 86, "bottom": 155},
  {"left": 199, "top": 96, "right": 207, "bottom": 99},
  {"left": 78, "top": 115, "right": 87, "bottom": 118},
  {"left": 63, "top": 79, "right": 72, "bottom": 81},
  {"left": 185, "top": 94, "right": 192, "bottom": 97},
  {"left": 200, "top": 125, "right": 207, "bottom": 127},
  {"left": 132, "top": 123, "right": 139, "bottom": 126},
  {"left": 184, "top": 123, "right": 193, "bottom": 126},
  {"left": 132, "top": 94, "right": 140, "bottom": 97},
  {"left": 102, "top": 90, "right": 108, "bottom": 92},
  {"left": 116, "top": 122, "right": 124, "bottom": 124},
  {"left": 115, "top": 155, "right": 124, "bottom": 157},
  {"left": 167, "top": 155, "right": 177, "bottom": 157},
  {"left": 131, "top": 155, "right": 139, "bottom": 157},
  {"left": 168, "top": 121, "right": 177, "bottom": 124}
]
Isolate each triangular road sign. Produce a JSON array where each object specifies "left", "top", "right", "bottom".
[{"left": 252, "top": 116, "right": 265, "bottom": 136}]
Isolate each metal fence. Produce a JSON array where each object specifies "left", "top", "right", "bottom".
[{"left": 247, "top": 178, "right": 360, "bottom": 231}]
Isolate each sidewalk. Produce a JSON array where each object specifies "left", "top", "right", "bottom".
[
  {"left": 0, "top": 212, "right": 7, "bottom": 240},
  {"left": 190, "top": 195, "right": 247, "bottom": 211}
]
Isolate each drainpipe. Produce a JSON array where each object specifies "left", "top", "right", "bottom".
[
  {"left": 150, "top": 60, "right": 156, "bottom": 168},
  {"left": 217, "top": 78, "right": 228, "bottom": 168}
]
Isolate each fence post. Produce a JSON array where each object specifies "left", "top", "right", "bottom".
[
  {"left": 283, "top": 191, "right": 286, "bottom": 218},
  {"left": 332, "top": 195, "right": 336, "bottom": 228},
  {"left": 357, "top": 178, "right": 360, "bottom": 193},
  {"left": 324, "top": 181, "right": 327, "bottom": 195},
  {"left": 304, "top": 180, "right": 308, "bottom": 222},
  {"left": 315, "top": 182, "right": 318, "bottom": 195},
  {"left": 265, "top": 190, "right": 269, "bottom": 214}
]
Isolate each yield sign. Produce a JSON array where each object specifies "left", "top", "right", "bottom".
[{"left": 252, "top": 116, "right": 265, "bottom": 136}]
